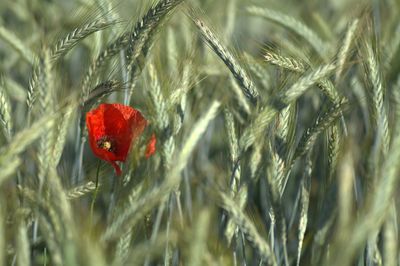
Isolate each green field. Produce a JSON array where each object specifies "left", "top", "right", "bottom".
[{"left": 0, "top": 0, "right": 399, "bottom": 265}]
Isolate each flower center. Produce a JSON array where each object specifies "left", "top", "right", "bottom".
[{"left": 97, "top": 137, "right": 115, "bottom": 152}]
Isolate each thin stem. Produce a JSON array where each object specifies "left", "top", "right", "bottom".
[{"left": 89, "top": 161, "right": 101, "bottom": 231}]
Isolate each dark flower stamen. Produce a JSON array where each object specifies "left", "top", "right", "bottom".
[{"left": 96, "top": 137, "right": 115, "bottom": 152}]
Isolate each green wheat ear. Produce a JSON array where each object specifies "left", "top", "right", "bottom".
[
  {"left": 1, "top": 0, "right": 400, "bottom": 265},
  {"left": 185, "top": 5, "right": 259, "bottom": 107},
  {"left": 0, "top": 77, "right": 13, "bottom": 140}
]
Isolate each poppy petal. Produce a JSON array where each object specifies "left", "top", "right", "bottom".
[
  {"left": 145, "top": 134, "right": 157, "bottom": 158},
  {"left": 86, "top": 104, "right": 106, "bottom": 140},
  {"left": 86, "top": 105, "right": 122, "bottom": 162},
  {"left": 110, "top": 161, "right": 122, "bottom": 176},
  {"left": 112, "top": 103, "right": 141, "bottom": 121},
  {"left": 103, "top": 104, "right": 129, "bottom": 138},
  {"left": 86, "top": 103, "right": 156, "bottom": 175}
]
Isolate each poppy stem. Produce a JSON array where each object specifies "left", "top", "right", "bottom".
[
  {"left": 107, "top": 168, "right": 119, "bottom": 223},
  {"left": 90, "top": 161, "right": 101, "bottom": 230},
  {"left": 95, "top": 160, "right": 100, "bottom": 188}
]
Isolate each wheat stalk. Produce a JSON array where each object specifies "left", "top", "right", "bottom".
[
  {"left": 186, "top": 6, "right": 259, "bottom": 105},
  {"left": 296, "top": 157, "right": 311, "bottom": 266},
  {"left": 51, "top": 18, "right": 114, "bottom": 61},
  {"left": 67, "top": 181, "right": 97, "bottom": 200},
  {"left": 16, "top": 221, "right": 30, "bottom": 266},
  {"left": 365, "top": 43, "right": 389, "bottom": 155},
  {"left": 336, "top": 19, "right": 359, "bottom": 81},
  {"left": 293, "top": 99, "right": 347, "bottom": 161},
  {"left": 102, "top": 101, "right": 221, "bottom": 241},
  {"left": 188, "top": 209, "right": 211, "bottom": 266},
  {"left": 247, "top": 6, "right": 328, "bottom": 58},
  {"left": 0, "top": 24, "right": 35, "bottom": 65},
  {"left": 264, "top": 51, "right": 305, "bottom": 73},
  {"left": 0, "top": 78, "right": 13, "bottom": 140},
  {"left": 217, "top": 189, "right": 277, "bottom": 265}
]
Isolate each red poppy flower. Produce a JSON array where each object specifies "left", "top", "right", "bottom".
[{"left": 86, "top": 103, "right": 156, "bottom": 175}]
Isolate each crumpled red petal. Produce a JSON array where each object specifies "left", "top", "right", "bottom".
[
  {"left": 145, "top": 134, "right": 157, "bottom": 158},
  {"left": 86, "top": 103, "right": 157, "bottom": 176},
  {"left": 110, "top": 161, "right": 122, "bottom": 176}
]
